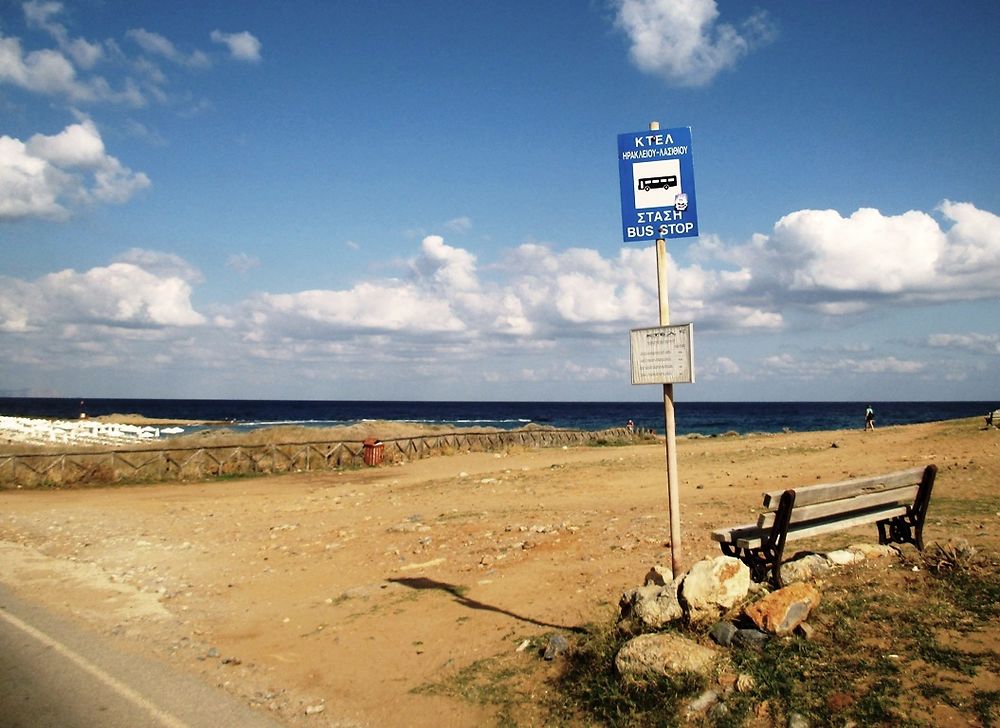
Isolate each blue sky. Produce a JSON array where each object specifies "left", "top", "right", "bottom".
[{"left": 1, "top": 0, "right": 998, "bottom": 402}]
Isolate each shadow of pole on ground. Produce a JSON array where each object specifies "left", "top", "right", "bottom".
[{"left": 388, "top": 577, "right": 588, "bottom": 633}]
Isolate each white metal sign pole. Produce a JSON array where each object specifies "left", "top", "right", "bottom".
[{"left": 650, "top": 120, "right": 683, "bottom": 577}]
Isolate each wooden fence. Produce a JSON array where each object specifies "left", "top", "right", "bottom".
[{"left": 0, "top": 427, "right": 652, "bottom": 488}]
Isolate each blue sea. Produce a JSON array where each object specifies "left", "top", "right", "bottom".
[{"left": 0, "top": 398, "right": 994, "bottom": 437}]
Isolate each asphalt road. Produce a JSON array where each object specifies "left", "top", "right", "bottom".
[{"left": 0, "top": 583, "right": 284, "bottom": 728}]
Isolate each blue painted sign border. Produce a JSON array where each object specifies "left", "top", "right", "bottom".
[{"left": 617, "top": 126, "right": 698, "bottom": 243}]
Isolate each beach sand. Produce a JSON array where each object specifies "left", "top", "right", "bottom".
[{"left": 0, "top": 418, "right": 997, "bottom": 725}]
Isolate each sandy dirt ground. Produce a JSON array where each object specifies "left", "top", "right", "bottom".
[{"left": 1, "top": 418, "right": 998, "bottom": 726}]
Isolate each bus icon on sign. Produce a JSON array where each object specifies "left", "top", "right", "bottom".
[{"left": 638, "top": 175, "right": 678, "bottom": 192}]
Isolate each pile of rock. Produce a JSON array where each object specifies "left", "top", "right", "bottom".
[
  {"left": 618, "top": 544, "right": 899, "bottom": 635},
  {"left": 614, "top": 544, "right": 902, "bottom": 685},
  {"left": 610, "top": 555, "right": 826, "bottom": 724}
]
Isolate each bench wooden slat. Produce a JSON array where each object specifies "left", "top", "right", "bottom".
[
  {"left": 756, "top": 485, "right": 918, "bottom": 529},
  {"left": 736, "top": 504, "right": 908, "bottom": 550},
  {"left": 760, "top": 466, "right": 925, "bottom": 510},
  {"left": 711, "top": 522, "right": 759, "bottom": 543}
]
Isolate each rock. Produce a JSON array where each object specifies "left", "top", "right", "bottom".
[
  {"left": 643, "top": 565, "right": 672, "bottom": 586},
  {"left": 634, "top": 581, "right": 684, "bottom": 628},
  {"left": 848, "top": 543, "right": 899, "bottom": 559},
  {"left": 619, "top": 584, "right": 659, "bottom": 616},
  {"left": 304, "top": 704, "right": 325, "bottom": 715},
  {"left": 635, "top": 583, "right": 662, "bottom": 602},
  {"left": 745, "top": 582, "right": 820, "bottom": 636},
  {"left": 681, "top": 556, "right": 750, "bottom": 623},
  {"left": 685, "top": 689, "right": 719, "bottom": 716},
  {"left": 615, "top": 633, "right": 718, "bottom": 679},
  {"left": 731, "top": 628, "right": 769, "bottom": 649},
  {"left": 619, "top": 579, "right": 684, "bottom": 631},
  {"left": 709, "top": 621, "right": 738, "bottom": 647},
  {"left": 779, "top": 554, "right": 832, "bottom": 583},
  {"left": 826, "top": 549, "right": 864, "bottom": 565},
  {"left": 789, "top": 712, "right": 809, "bottom": 728},
  {"left": 544, "top": 634, "right": 569, "bottom": 660}
]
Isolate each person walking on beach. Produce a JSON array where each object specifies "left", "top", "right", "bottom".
[{"left": 865, "top": 405, "right": 875, "bottom": 431}]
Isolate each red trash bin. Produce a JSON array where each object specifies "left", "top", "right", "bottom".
[{"left": 363, "top": 438, "right": 384, "bottom": 466}]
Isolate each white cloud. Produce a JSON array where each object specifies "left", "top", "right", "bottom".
[
  {"left": 412, "top": 235, "right": 479, "bottom": 291},
  {"left": 123, "top": 119, "right": 167, "bottom": 146},
  {"left": 24, "top": 0, "right": 105, "bottom": 69},
  {"left": 0, "top": 120, "right": 150, "bottom": 221},
  {"left": 226, "top": 252, "right": 261, "bottom": 274},
  {"left": 1, "top": 8, "right": 141, "bottom": 106},
  {"left": 0, "top": 259, "right": 205, "bottom": 333},
  {"left": 0, "top": 134, "right": 63, "bottom": 220},
  {"left": 937, "top": 200, "right": 1000, "bottom": 276},
  {"left": 756, "top": 352, "right": 926, "bottom": 379},
  {"left": 613, "top": 0, "right": 775, "bottom": 87},
  {"left": 3, "top": 6, "right": 256, "bottom": 110},
  {"left": 848, "top": 356, "right": 925, "bottom": 374},
  {"left": 236, "top": 235, "right": 493, "bottom": 343},
  {"left": 210, "top": 30, "right": 262, "bottom": 63},
  {"left": 707, "top": 202, "right": 1000, "bottom": 315},
  {"left": 115, "top": 248, "right": 203, "bottom": 283},
  {"left": 927, "top": 333, "right": 1000, "bottom": 356},
  {"left": 504, "top": 242, "right": 781, "bottom": 334},
  {"left": 773, "top": 207, "right": 944, "bottom": 293},
  {"left": 713, "top": 356, "right": 741, "bottom": 375},
  {"left": 26, "top": 118, "right": 106, "bottom": 166},
  {"left": 126, "top": 28, "right": 210, "bottom": 68},
  {"left": 1, "top": 34, "right": 93, "bottom": 101},
  {"left": 246, "top": 284, "right": 466, "bottom": 337},
  {"left": 443, "top": 216, "right": 472, "bottom": 234},
  {"left": 2, "top": 214, "right": 997, "bottom": 396},
  {"left": 23, "top": 2, "right": 62, "bottom": 31},
  {"left": 236, "top": 234, "right": 701, "bottom": 352}
]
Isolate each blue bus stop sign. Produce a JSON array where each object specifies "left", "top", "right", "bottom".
[{"left": 617, "top": 126, "right": 698, "bottom": 243}]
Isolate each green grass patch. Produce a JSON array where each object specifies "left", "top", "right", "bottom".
[
  {"left": 551, "top": 621, "right": 706, "bottom": 726},
  {"left": 974, "top": 689, "right": 1000, "bottom": 728},
  {"left": 927, "top": 496, "right": 1000, "bottom": 518},
  {"left": 412, "top": 654, "right": 524, "bottom": 726}
]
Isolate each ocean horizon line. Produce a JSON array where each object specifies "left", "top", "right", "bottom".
[
  {"left": 1, "top": 396, "right": 993, "bottom": 404},
  {"left": 1, "top": 397, "right": 993, "bottom": 438}
]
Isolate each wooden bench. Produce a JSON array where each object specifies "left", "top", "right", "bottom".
[{"left": 712, "top": 464, "right": 937, "bottom": 586}]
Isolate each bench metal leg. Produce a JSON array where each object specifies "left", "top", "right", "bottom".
[
  {"left": 718, "top": 490, "right": 796, "bottom": 588},
  {"left": 719, "top": 543, "right": 784, "bottom": 586},
  {"left": 876, "top": 464, "right": 937, "bottom": 551},
  {"left": 877, "top": 514, "right": 922, "bottom": 549}
]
